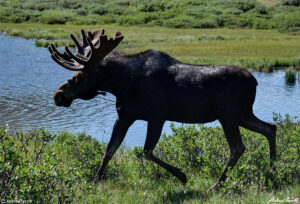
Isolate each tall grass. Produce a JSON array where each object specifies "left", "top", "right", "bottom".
[{"left": 285, "top": 68, "right": 297, "bottom": 83}]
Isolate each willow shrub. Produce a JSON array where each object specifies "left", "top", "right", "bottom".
[
  {"left": 133, "top": 113, "right": 300, "bottom": 191},
  {"left": 0, "top": 129, "right": 106, "bottom": 202},
  {"left": 38, "top": 10, "right": 75, "bottom": 24}
]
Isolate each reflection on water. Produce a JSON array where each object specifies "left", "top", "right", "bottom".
[
  {"left": 0, "top": 35, "right": 300, "bottom": 147},
  {"left": 253, "top": 71, "right": 300, "bottom": 121}
]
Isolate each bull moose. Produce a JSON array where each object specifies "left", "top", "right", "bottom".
[{"left": 48, "top": 29, "right": 276, "bottom": 190}]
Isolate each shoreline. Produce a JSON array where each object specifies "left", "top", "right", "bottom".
[{"left": 1, "top": 23, "right": 300, "bottom": 70}]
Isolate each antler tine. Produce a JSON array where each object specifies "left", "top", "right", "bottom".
[
  {"left": 48, "top": 28, "right": 123, "bottom": 71},
  {"left": 48, "top": 43, "right": 85, "bottom": 71},
  {"left": 87, "top": 36, "right": 96, "bottom": 52},
  {"left": 70, "top": 29, "right": 95, "bottom": 57},
  {"left": 65, "top": 46, "right": 88, "bottom": 65},
  {"left": 49, "top": 44, "right": 72, "bottom": 63},
  {"left": 89, "top": 29, "right": 105, "bottom": 43},
  {"left": 115, "top": 31, "right": 122, "bottom": 38},
  {"left": 75, "top": 29, "right": 123, "bottom": 68},
  {"left": 70, "top": 33, "right": 84, "bottom": 56},
  {"left": 80, "top": 29, "right": 89, "bottom": 47},
  {"left": 51, "top": 52, "right": 84, "bottom": 71}
]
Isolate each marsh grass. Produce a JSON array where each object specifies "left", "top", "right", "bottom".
[
  {"left": 285, "top": 68, "right": 297, "bottom": 83},
  {"left": 2, "top": 23, "right": 300, "bottom": 70},
  {"left": 35, "top": 39, "right": 73, "bottom": 47}
]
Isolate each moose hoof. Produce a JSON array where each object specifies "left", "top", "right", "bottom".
[
  {"left": 207, "top": 182, "right": 221, "bottom": 192},
  {"left": 92, "top": 175, "right": 101, "bottom": 184}
]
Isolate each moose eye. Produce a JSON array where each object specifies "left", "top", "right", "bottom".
[{"left": 67, "top": 77, "right": 77, "bottom": 85}]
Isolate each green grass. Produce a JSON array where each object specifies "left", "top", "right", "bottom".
[
  {"left": 285, "top": 67, "right": 297, "bottom": 83},
  {"left": 2, "top": 23, "right": 300, "bottom": 70},
  {"left": 1, "top": 114, "right": 299, "bottom": 203}
]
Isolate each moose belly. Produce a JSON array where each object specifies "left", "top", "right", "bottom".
[
  {"left": 122, "top": 97, "right": 217, "bottom": 123},
  {"left": 124, "top": 86, "right": 219, "bottom": 123},
  {"left": 165, "top": 101, "right": 218, "bottom": 124}
]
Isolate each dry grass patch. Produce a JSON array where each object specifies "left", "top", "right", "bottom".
[{"left": 257, "top": 0, "right": 280, "bottom": 6}]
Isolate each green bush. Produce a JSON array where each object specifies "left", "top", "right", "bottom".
[
  {"left": 230, "top": 0, "right": 258, "bottom": 12},
  {"left": 118, "top": 15, "right": 144, "bottom": 26},
  {"left": 253, "top": 18, "right": 270, "bottom": 29},
  {"left": 90, "top": 4, "right": 108, "bottom": 15},
  {"left": 138, "top": 1, "right": 166, "bottom": 12},
  {"left": 0, "top": 128, "right": 106, "bottom": 202},
  {"left": 39, "top": 10, "right": 75, "bottom": 24},
  {"left": 155, "top": 8, "right": 178, "bottom": 20},
  {"left": 280, "top": 0, "right": 300, "bottom": 6},
  {"left": 62, "top": 0, "right": 81, "bottom": 9},
  {"left": 255, "top": 4, "right": 268, "bottom": 15},
  {"left": 195, "top": 17, "right": 219, "bottom": 28},
  {"left": 118, "top": 13, "right": 159, "bottom": 25},
  {"left": 163, "top": 15, "right": 195, "bottom": 28},
  {"left": 0, "top": 1, "right": 7, "bottom": 6},
  {"left": 224, "top": 15, "right": 253, "bottom": 28},
  {"left": 0, "top": 8, "right": 37, "bottom": 23},
  {"left": 98, "top": 14, "right": 118, "bottom": 24},
  {"left": 181, "top": 0, "right": 207, "bottom": 6},
  {"left": 114, "top": 0, "right": 131, "bottom": 6},
  {"left": 274, "top": 12, "right": 300, "bottom": 31},
  {"left": 75, "top": 7, "right": 88, "bottom": 16},
  {"left": 184, "top": 8, "right": 210, "bottom": 18},
  {"left": 107, "top": 5, "right": 135, "bottom": 15},
  {"left": 199, "top": 6, "right": 223, "bottom": 15},
  {"left": 22, "top": 2, "right": 52, "bottom": 11},
  {"left": 223, "top": 8, "right": 243, "bottom": 15}
]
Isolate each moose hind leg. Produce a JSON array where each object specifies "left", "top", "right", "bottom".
[
  {"left": 143, "top": 121, "right": 187, "bottom": 184},
  {"left": 240, "top": 112, "right": 277, "bottom": 166},
  {"left": 93, "top": 116, "right": 134, "bottom": 183},
  {"left": 209, "top": 122, "right": 245, "bottom": 190}
]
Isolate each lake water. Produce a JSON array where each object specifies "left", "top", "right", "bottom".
[{"left": 0, "top": 35, "right": 300, "bottom": 147}]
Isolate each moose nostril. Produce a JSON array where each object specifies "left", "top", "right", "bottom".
[{"left": 54, "top": 90, "right": 64, "bottom": 106}]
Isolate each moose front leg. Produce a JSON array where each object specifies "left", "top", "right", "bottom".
[
  {"left": 143, "top": 120, "right": 187, "bottom": 184},
  {"left": 93, "top": 116, "right": 134, "bottom": 183}
]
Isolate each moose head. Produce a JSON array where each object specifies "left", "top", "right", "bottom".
[{"left": 48, "top": 29, "right": 123, "bottom": 107}]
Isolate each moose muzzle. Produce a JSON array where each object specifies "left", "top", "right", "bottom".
[{"left": 54, "top": 90, "right": 73, "bottom": 107}]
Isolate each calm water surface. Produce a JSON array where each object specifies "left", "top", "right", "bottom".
[{"left": 1, "top": 35, "right": 300, "bottom": 147}]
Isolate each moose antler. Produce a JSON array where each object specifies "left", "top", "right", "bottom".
[{"left": 48, "top": 29, "right": 124, "bottom": 71}]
